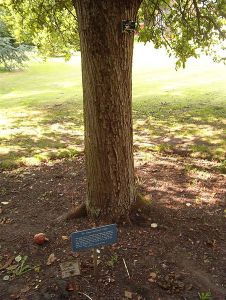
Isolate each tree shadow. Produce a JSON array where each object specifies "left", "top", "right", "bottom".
[
  {"left": 133, "top": 99, "right": 226, "bottom": 162},
  {"left": 0, "top": 101, "right": 84, "bottom": 169}
]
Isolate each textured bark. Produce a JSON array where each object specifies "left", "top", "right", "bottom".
[{"left": 74, "top": 0, "right": 141, "bottom": 220}]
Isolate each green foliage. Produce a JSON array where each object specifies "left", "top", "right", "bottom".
[
  {"left": 0, "top": 17, "right": 30, "bottom": 70},
  {"left": 217, "top": 160, "right": 226, "bottom": 174},
  {"left": 2, "top": 0, "right": 79, "bottom": 58},
  {"left": 6, "top": 255, "right": 32, "bottom": 277},
  {"left": 1, "top": 0, "right": 225, "bottom": 63},
  {"left": 0, "top": 36, "right": 30, "bottom": 71},
  {"left": 106, "top": 253, "right": 118, "bottom": 267},
  {"left": 138, "top": 0, "right": 226, "bottom": 67},
  {"left": 198, "top": 291, "right": 212, "bottom": 300}
]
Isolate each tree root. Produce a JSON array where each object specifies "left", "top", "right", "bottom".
[
  {"left": 130, "top": 192, "right": 152, "bottom": 215},
  {"left": 57, "top": 193, "right": 151, "bottom": 224},
  {"left": 65, "top": 203, "right": 87, "bottom": 220}
]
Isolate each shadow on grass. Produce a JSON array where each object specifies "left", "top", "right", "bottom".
[
  {"left": 133, "top": 100, "right": 226, "bottom": 163},
  {"left": 0, "top": 97, "right": 225, "bottom": 170},
  {"left": 0, "top": 101, "right": 84, "bottom": 169}
]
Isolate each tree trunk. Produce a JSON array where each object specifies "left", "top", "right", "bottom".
[{"left": 74, "top": 0, "right": 141, "bottom": 221}]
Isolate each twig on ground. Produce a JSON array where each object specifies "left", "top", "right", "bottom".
[
  {"left": 123, "top": 258, "right": 131, "bottom": 279},
  {"left": 78, "top": 292, "right": 93, "bottom": 300}
]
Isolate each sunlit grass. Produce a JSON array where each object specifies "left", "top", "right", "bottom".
[
  {"left": 0, "top": 44, "right": 225, "bottom": 170},
  {"left": 133, "top": 44, "right": 226, "bottom": 164}
]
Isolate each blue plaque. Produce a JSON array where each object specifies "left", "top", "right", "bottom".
[{"left": 71, "top": 224, "right": 117, "bottom": 251}]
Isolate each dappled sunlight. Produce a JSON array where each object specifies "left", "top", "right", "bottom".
[
  {"left": 0, "top": 43, "right": 226, "bottom": 169},
  {"left": 1, "top": 90, "right": 52, "bottom": 100},
  {"left": 0, "top": 145, "right": 23, "bottom": 155},
  {"left": 133, "top": 96, "right": 226, "bottom": 161},
  {"left": 0, "top": 102, "right": 84, "bottom": 168},
  {"left": 136, "top": 155, "right": 225, "bottom": 213}
]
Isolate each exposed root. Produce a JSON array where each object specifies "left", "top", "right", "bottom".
[
  {"left": 57, "top": 193, "right": 151, "bottom": 224},
  {"left": 65, "top": 203, "right": 87, "bottom": 220},
  {"left": 129, "top": 193, "right": 152, "bottom": 225},
  {"left": 130, "top": 192, "right": 152, "bottom": 215}
]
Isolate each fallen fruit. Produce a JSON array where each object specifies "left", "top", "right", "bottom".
[
  {"left": 46, "top": 253, "right": 56, "bottom": 265},
  {"left": 33, "top": 233, "right": 49, "bottom": 245}
]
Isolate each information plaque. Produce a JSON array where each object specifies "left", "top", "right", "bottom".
[{"left": 71, "top": 224, "right": 117, "bottom": 252}]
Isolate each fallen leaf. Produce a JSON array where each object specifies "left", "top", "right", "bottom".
[
  {"left": 0, "top": 217, "right": 12, "bottom": 224},
  {"left": 15, "top": 255, "right": 22, "bottom": 263},
  {"left": 34, "top": 265, "right": 41, "bottom": 272},
  {"left": 62, "top": 236, "right": 69, "bottom": 240},
  {"left": 20, "top": 286, "right": 30, "bottom": 294},
  {"left": 124, "top": 290, "right": 133, "bottom": 299},
  {"left": 0, "top": 256, "right": 14, "bottom": 271},
  {"left": 1, "top": 202, "right": 9, "bottom": 205},
  {"left": 46, "top": 253, "right": 56, "bottom": 265},
  {"left": 148, "top": 272, "right": 157, "bottom": 282},
  {"left": 66, "top": 282, "right": 79, "bottom": 291},
  {"left": 6, "top": 264, "right": 18, "bottom": 271},
  {"left": 151, "top": 223, "right": 158, "bottom": 228},
  {"left": 149, "top": 272, "right": 157, "bottom": 279},
  {"left": 186, "top": 203, "right": 192, "bottom": 207}
]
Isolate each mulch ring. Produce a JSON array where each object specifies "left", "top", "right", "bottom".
[{"left": 0, "top": 154, "right": 226, "bottom": 299}]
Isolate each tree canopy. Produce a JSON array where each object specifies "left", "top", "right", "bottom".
[
  {"left": 1, "top": 0, "right": 225, "bottom": 65},
  {"left": 1, "top": 0, "right": 79, "bottom": 58},
  {"left": 139, "top": 0, "right": 226, "bottom": 67}
]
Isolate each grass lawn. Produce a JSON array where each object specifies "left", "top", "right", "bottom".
[{"left": 0, "top": 44, "right": 225, "bottom": 170}]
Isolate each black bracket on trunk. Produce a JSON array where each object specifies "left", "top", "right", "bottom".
[{"left": 121, "top": 20, "right": 136, "bottom": 33}]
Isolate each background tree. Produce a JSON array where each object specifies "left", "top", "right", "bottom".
[
  {"left": 0, "top": 14, "right": 30, "bottom": 70},
  {"left": 2, "top": 0, "right": 225, "bottom": 221}
]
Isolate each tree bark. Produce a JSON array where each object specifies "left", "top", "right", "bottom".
[{"left": 74, "top": 0, "right": 141, "bottom": 221}]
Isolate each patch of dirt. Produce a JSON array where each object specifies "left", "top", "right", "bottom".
[{"left": 0, "top": 154, "right": 226, "bottom": 299}]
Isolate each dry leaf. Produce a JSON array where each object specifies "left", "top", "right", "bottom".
[
  {"left": 20, "top": 286, "right": 30, "bottom": 294},
  {"left": 0, "top": 256, "right": 14, "bottom": 271},
  {"left": 151, "top": 223, "right": 158, "bottom": 228},
  {"left": 0, "top": 217, "right": 12, "bottom": 224},
  {"left": 46, "top": 253, "right": 56, "bottom": 265},
  {"left": 62, "top": 236, "right": 69, "bottom": 240},
  {"left": 15, "top": 255, "right": 22, "bottom": 263},
  {"left": 3, "top": 275, "right": 10, "bottom": 281},
  {"left": 148, "top": 277, "right": 156, "bottom": 283},
  {"left": 124, "top": 291, "right": 133, "bottom": 299},
  {"left": 148, "top": 272, "right": 157, "bottom": 282},
  {"left": 149, "top": 272, "right": 157, "bottom": 279},
  {"left": 66, "top": 282, "right": 79, "bottom": 291}
]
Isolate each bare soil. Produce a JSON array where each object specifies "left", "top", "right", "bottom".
[{"left": 0, "top": 154, "right": 226, "bottom": 300}]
